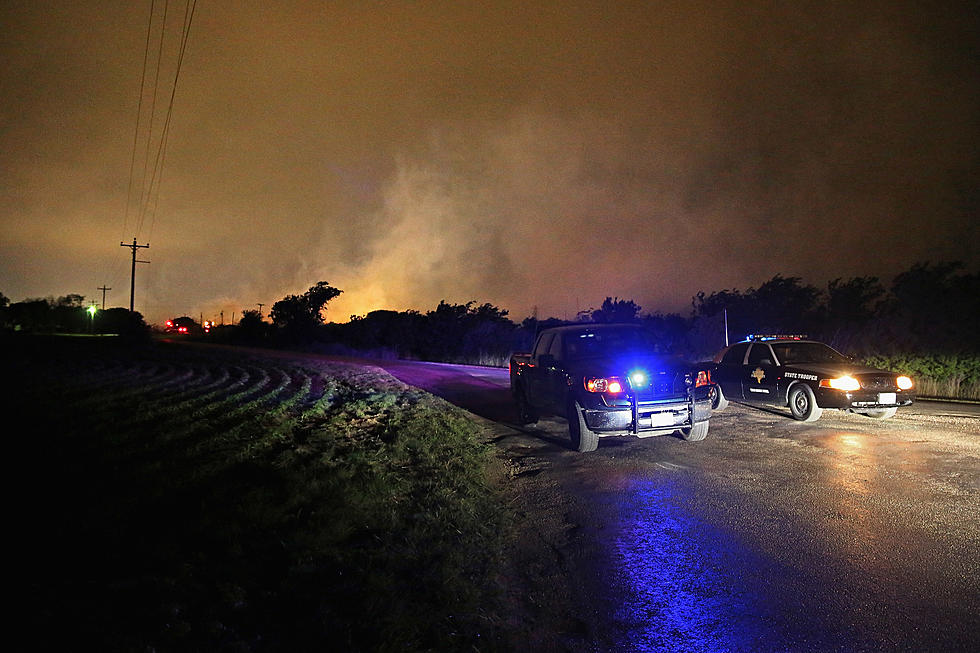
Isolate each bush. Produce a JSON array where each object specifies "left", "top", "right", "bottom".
[{"left": 862, "top": 353, "right": 980, "bottom": 400}]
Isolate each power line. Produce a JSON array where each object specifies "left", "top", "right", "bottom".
[
  {"left": 124, "top": 0, "right": 198, "bottom": 243},
  {"left": 140, "top": 0, "right": 198, "bottom": 242},
  {"left": 109, "top": 0, "right": 196, "bottom": 322},
  {"left": 134, "top": 0, "right": 169, "bottom": 239},
  {"left": 123, "top": 0, "right": 157, "bottom": 245}
]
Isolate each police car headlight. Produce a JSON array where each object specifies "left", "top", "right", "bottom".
[
  {"left": 820, "top": 376, "right": 861, "bottom": 391},
  {"left": 896, "top": 375, "right": 913, "bottom": 390},
  {"left": 585, "top": 376, "right": 625, "bottom": 394}
]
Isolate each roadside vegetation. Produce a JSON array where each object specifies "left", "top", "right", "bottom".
[
  {"left": 862, "top": 353, "right": 980, "bottom": 402},
  {"left": 9, "top": 336, "right": 513, "bottom": 651},
  {"left": 3, "top": 260, "right": 977, "bottom": 399}
]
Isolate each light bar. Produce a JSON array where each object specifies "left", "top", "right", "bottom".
[{"left": 746, "top": 334, "right": 808, "bottom": 341}]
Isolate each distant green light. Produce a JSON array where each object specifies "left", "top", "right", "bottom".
[{"left": 87, "top": 305, "right": 97, "bottom": 316}]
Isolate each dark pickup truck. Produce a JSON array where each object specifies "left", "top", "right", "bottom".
[{"left": 509, "top": 324, "right": 713, "bottom": 451}]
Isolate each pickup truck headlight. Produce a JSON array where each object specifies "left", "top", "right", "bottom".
[
  {"left": 819, "top": 375, "right": 861, "bottom": 392},
  {"left": 585, "top": 377, "right": 625, "bottom": 394},
  {"left": 896, "top": 375, "right": 913, "bottom": 390}
]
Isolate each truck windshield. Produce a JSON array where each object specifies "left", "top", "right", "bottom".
[
  {"left": 771, "top": 342, "right": 849, "bottom": 365},
  {"left": 564, "top": 327, "right": 661, "bottom": 359}
]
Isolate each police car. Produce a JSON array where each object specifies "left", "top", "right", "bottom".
[{"left": 709, "top": 335, "right": 914, "bottom": 421}]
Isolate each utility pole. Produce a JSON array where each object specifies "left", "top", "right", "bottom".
[
  {"left": 97, "top": 285, "right": 111, "bottom": 310},
  {"left": 257, "top": 303, "right": 264, "bottom": 315},
  {"left": 120, "top": 238, "right": 150, "bottom": 312}
]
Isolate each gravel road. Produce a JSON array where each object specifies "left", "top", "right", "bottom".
[{"left": 376, "top": 359, "right": 980, "bottom": 652}]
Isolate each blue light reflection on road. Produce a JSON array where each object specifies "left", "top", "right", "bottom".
[{"left": 604, "top": 475, "right": 801, "bottom": 653}]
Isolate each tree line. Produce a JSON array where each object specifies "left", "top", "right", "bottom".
[
  {"left": 0, "top": 292, "right": 148, "bottom": 337},
  {"left": 689, "top": 261, "right": 979, "bottom": 358},
  {"left": 4, "top": 260, "right": 976, "bottom": 363},
  {"left": 222, "top": 260, "right": 978, "bottom": 367}
]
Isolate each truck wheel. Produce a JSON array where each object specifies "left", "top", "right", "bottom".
[
  {"left": 788, "top": 384, "right": 822, "bottom": 422},
  {"left": 679, "top": 420, "right": 709, "bottom": 441},
  {"left": 568, "top": 401, "right": 599, "bottom": 452},
  {"left": 709, "top": 384, "right": 729, "bottom": 410},
  {"left": 864, "top": 407, "right": 897, "bottom": 419},
  {"left": 515, "top": 387, "right": 538, "bottom": 425}
]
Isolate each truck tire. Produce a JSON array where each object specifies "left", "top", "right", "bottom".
[
  {"left": 709, "top": 384, "right": 729, "bottom": 410},
  {"left": 515, "top": 386, "right": 538, "bottom": 425},
  {"left": 788, "top": 384, "right": 823, "bottom": 422},
  {"left": 568, "top": 401, "right": 599, "bottom": 452},
  {"left": 679, "top": 420, "right": 709, "bottom": 441}
]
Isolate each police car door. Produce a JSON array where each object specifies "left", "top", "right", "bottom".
[
  {"left": 714, "top": 342, "right": 749, "bottom": 400},
  {"left": 742, "top": 343, "right": 779, "bottom": 402}
]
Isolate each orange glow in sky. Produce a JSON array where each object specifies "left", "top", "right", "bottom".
[{"left": 2, "top": 1, "right": 977, "bottom": 326}]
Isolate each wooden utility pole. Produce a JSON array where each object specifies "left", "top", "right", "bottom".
[
  {"left": 97, "top": 285, "right": 111, "bottom": 310},
  {"left": 120, "top": 238, "right": 150, "bottom": 312}
]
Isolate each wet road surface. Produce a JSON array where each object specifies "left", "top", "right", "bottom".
[{"left": 376, "top": 359, "right": 980, "bottom": 652}]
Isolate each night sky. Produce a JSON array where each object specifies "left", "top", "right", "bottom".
[{"left": 2, "top": 1, "right": 977, "bottom": 326}]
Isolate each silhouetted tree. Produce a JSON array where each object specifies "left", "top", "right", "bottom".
[
  {"left": 825, "top": 277, "right": 885, "bottom": 325},
  {"left": 589, "top": 297, "right": 642, "bottom": 323},
  {"left": 96, "top": 308, "right": 149, "bottom": 337},
  {"left": 238, "top": 309, "right": 263, "bottom": 327},
  {"left": 51, "top": 294, "right": 89, "bottom": 332},
  {"left": 641, "top": 312, "right": 690, "bottom": 353},
  {"left": 750, "top": 275, "right": 821, "bottom": 332},
  {"left": 0, "top": 291, "right": 9, "bottom": 329},
  {"left": 338, "top": 309, "right": 422, "bottom": 355},
  {"left": 514, "top": 316, "right": 566, "bottom": 352},
  {"left": 693, "top": 275, "right": 820, "bottom": 339},
  {"left": 271, "top": 282, "right": 343, "bottom": 341},
  {"left": 418, "top": 301, "right": 477, "bottom": 360},
  {"left": 821, "top": 276, "right": 886, "bottom": 352},
  {"left": 235, "top": 309, "right": 270, "bottom": 344},
  {"left": 8, "top": 299, "right": 55, "bottom": 332},
  {"left": 885, "top": 261, "right": 978, "bottom": 353}
]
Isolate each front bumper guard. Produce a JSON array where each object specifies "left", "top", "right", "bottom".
[{"left": 584, "top": 396, "right": 710, "bottom": 436}]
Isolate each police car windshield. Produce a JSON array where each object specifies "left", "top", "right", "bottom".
[
  {"left": 772, "top": 342, "right": 849, "bottom": 365},
  {"left": 565, "top": 327, "right": 661, "bottom": 359}
]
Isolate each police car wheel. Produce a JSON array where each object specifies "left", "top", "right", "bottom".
[
  {"left": 679, "top": 420, "right": 709, "bottom": 441},
  {"left": 788, "top": 384, "right": 823, "bottom": 422},
  {"left": 568, "top": 401, "right": 599, "bottom": 452},
  {"left": 709, "top": 384, "right": 729, "bottom": 410},
  {"left": 864, "top": 407, "right": 897, "bottom": 419}
]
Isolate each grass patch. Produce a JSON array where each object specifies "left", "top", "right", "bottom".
[
  {"left": 863, "top": 353, "right": 980, "bottom": 401},
  {"left": 8, "top": 335, "right": 512, "bottom": 651}
]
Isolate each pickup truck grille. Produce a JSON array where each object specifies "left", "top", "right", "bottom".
[{"left": 633, "top": 371, "right": 686, "bottom": 400}]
